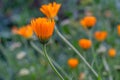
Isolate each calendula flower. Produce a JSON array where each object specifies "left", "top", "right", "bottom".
[
  {"left": 78, "top": 39, "right": 92, "bottom": 49},
  {"left": 40, "top": 2, "right": 61, "bottom": 18},
  {"left": 117, "top": 25, "right": 120, "bottom": 36},
  {"left": 108, "top": 48, "right": 116, "bottom": 57},
  {"left": 31, "top": 17, "right": 55, "bottom": 44},
  {"left": 68, "top": 58, "right": 79, "bottom": 68},
  {"left": 80, "top": 16, "right": 96, "bottom": 28},
  {"left": 80, "top": 19, "right": 86, "bottom": 27},
  {"left": 94, "top": 31, "right": 107, "bottom": 42},
  {"left": 17, "top": 25, "right": 33, "bottom": 39}
]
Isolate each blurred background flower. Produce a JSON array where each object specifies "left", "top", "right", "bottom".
[{"left": 0, "top": 0, "right": 120, "bottom": 80}]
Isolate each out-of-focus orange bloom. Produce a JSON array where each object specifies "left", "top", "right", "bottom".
[
  {"left": 17, "top": 25, "right": 33, "bottom": 38},
  {"left": 80, "top": 20, "right": 86, "bottom": 27},
  {"left": 11, "top": 26, "right": 18, "bottom": 34},
  {"left": 108, "top": 48, "right": 116, "bottom": 57},
  {"left": 40, "top": 2, "right": 61, "bottom": 18},
  {"left": 78, "top": 39, "right": 92, "bottom": 49},
  {"left": 80, "top": 16, "right": 96, "bottom": 28},
  {"left": 117, "top": 25, "right": 120, "bottom": 36},
  {"left": 94, "top": 31, "right": 107, "bottom": 41},
  {"left": 31, "top": 17, "right": 55, "bottom": 44},
  {"left": 68, "top": 58, "right": 79, "bottom": 68}
]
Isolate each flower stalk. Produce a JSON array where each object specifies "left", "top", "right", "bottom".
[
  {"left": 43, "top": 44, "right": 65, "bottom": 80},
  {"left": 86, "top": 29, "right": 97, "bottom": 67},
  {"left": 30, "top": 41, "right": 70, "bottom": 79},
  {"left": 55, "top": 26, "right": 98, "bottom": 78},
  {"left": 102, "top": 56, "right": 113, "bottom": 80}
]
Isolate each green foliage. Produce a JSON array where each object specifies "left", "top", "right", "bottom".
[{"left": 0, "top": 0, "right": 120, "bottom": 80}]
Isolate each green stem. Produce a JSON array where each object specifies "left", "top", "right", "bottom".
[
  {"left": 102, "top": 56, "right": 113, "bottom": 80},
  {"left": 55, "top": 26, "right": 98, "bottom": 78},
  {"left": 0, "top": 44, "right": 10, "bottom": 65},
  {"left": 43, "top": 44, "right": 64, "bottom": 80},
  {"left": 30, "top": 41, "right": 70, "bottom": 79},
  {"left": 88, "top": 30, "right": 97, "bottom": 66},
  {"left": 0, "top": 44, "right": 15, "bottom": 79},
  {"left": 86, "top": 29, "right": 97, "bottom": 67},
  {"left": 91, "top": 52, "right": 97, "bottom": 67}
]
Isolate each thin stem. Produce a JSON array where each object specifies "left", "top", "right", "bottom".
[
  {"left": 0, "top": 44, "right": 12, "bottom": 66},
  {"left": 102, "top": 56, "right": 113, "bottom": 80},
  {"left": 0, "top": 44, "right": 15, "bottom": 79},
  {"left": 43, "top": 44, "right": 64, "bottom": 80},
  {"left": 55, "top": 26, "right": 98, "bottom": 78},
  {"left": 87, "top": 30, "right": 97, "bottom": 67},
  {"left": 30, "top": 41, "right": 44, "bottom": 55},
  {"left": 30, "top": 41, "right": 70, "bottom": 79},
  {"left": 91, "top": 47, "right": 96, "bottom": 66}
]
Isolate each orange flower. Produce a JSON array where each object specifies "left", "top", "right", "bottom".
[
  {"left": 108, "top": 48, "right": 116, "bottom": 57},
  {"left": 78, "top": 39, "right": 92, "bottom": 49},
  {"left": 117, "top": 25, "right": 120, "bottom": 36},
  {"left": 40, "top": 2, "right": 61, "bottom": 18},
  {"left": 94, "top": 31, "right": 107, "bottom": 41},
  {"left": 17, "top": 25, "right": 33, "bottom": 38},
  {"left": 68, "top": 58, "right": 79, "bottom": 68},
  {"left": 80, "top": 20, "right": 86, "bottom": 27},
  {"left": 80, "top": 16, "right": 96, "bottom": 28},
  {"left": 31, "top": 17, "right": 55, "bottom": 44}
]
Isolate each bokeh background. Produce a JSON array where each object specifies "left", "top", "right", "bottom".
[{"left": 0, "top": 0, "right": 120, "bottom": 80}]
